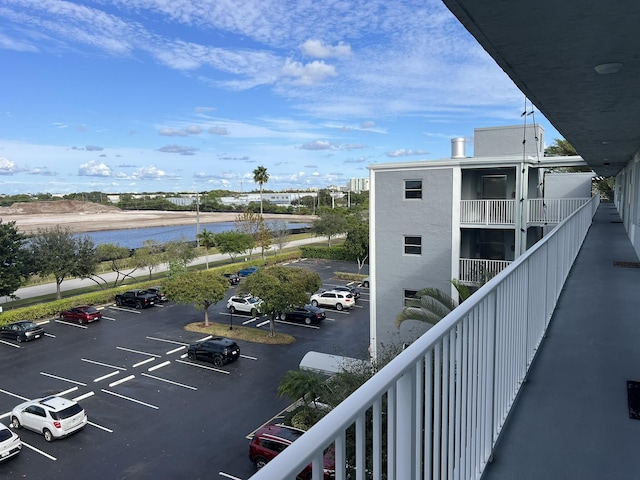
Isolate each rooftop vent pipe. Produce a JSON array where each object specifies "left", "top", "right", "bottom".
[{"left": 451, "top": 137, "right": 466, "bottom": 159}]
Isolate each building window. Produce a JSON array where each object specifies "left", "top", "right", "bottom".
[
  {"left": 403, "top": 289, "right": 418, "bottom": 306},
  {"left": 404, "top": 236, "right": 422, "bottom": 255},
  {"left": 404, "top": 180, "right": 422, "bottom": 199}
]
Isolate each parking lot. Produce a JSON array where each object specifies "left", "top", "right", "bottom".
[{"left": 0, "top": 260, "right": 370, "bottom": 480}]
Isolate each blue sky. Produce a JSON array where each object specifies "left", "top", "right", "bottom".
[{"left": 0, "top": 0, "right": 561, "bottom": 195}]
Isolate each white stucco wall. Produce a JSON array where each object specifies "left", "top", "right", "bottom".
[{"left": 545, "top": 172, "right": 593, "bottom": 198}]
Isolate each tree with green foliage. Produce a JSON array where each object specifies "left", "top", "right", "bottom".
[
  {"left": 196, "top": 228, "right": 216, "bottom": 268},
  {"left": 133, "top": 239, "right": 164, "bottom": 280},
  {"left": 344, "top": 222, "right": 369, "bottom": 273},
  {"left": 163, "top": 270, "right": 229, "bottom": 327},
  {"left": 395, "top": 280, "right": 471, "bottom": 328},
  {"left": 96, "top": 243, "right": 136, "bottom": 287},
  {"left": 215, "top": 231, "right": 255, "bottom": 261},
  {"left": 28, "top": 226, "right": 97, "bottom": 299},
  {"left": 238, "top": 266, "right": 322, "bottom": 336},
  {"left": 270, "top": 220, "right": 289, "bottom": 253},
  {"left": 545, "top": 138, "right": 578, "bottom": 157},
  {"left": 255, "top": 217, "right": 272, "bottom": 260},
  {"left": 164, "top": 237, "right": 197, "bottom": 268},
  {"left": 311, "top": 212, "right": 349, "bottom": 246},
  {"left": 253, "top": 165, "right": 270, "bottom": 215},
  {"left": 277, "top": 370, "right": 325, "bottom": 409},
  {"left": 0, "top": 220, "right": 32, "bottom": 298}
]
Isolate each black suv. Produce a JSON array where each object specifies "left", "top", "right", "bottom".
[
  {"left": 114, "top": 289, "right": 157, "bottom": 309},
  {"left": 187, "top": 337, "right": 240, "bottom": 367}
]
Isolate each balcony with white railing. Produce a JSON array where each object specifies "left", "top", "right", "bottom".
[
  {"left": 458, "top": 258, "right": 512, "bottom": 284},
  {"left": 460, "top": 200, "right": 515, "bottom": 225},
  {"left": 527, "top": 197, "right": 591, "bottom": 224},
  {"left": 250, "top": 195, "right": 602, "bottom": 480}
]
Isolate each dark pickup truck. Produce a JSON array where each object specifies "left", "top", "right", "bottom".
[{"left": 114, "top": 289, "right": 157, "bottom": 309}]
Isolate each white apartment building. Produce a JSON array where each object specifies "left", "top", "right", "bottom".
[{"left": 368, "top": 124, "right": 592, "bottom": 353}]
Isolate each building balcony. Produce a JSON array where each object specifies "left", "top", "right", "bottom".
[
  {"left": 460, "top": 198, "right": 591, "bottom": 227},
  {"left": 250, "top": 196, "right": 621, "bottom": 480},
  {"left": 459, "top": 258, "right": 512, "bottom": 285}
]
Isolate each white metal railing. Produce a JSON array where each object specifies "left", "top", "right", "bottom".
[
  {"left": 459, "top": 258, "right": 512, "bottom": 284},
  {"left": 460, "top": 200, "right": 515, "bottom": 225},
  {"left": 528, "top": 198, "right": 590, "bottom": 224},
  {"left": 250, "top": 194, "right": 600, "bottom": 480}
]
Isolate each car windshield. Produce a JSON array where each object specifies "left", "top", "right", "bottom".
[
  {"left": 248, "top": 298, "right": 261, "bottom": 304},
  {"left": 0, "top": 429, "right": 12, "bottom": 441},
  {"left": 83, "top": 307, "right": 99, "bottom": 314},
  {"left": 18, "top": 322, "right": 37, "bottom": 330},
  {"left": 50, "top": 403, "right": 83, "bottom": 420}
]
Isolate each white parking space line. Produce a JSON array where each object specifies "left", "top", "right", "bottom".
[
  {"left": 0, "top": 339, "right": 20, "bottom": 348},
  {"left": 353, "top": 304, "right": 364, "bottom": 308},
  {"left": 219, "top": 472, "right": 242, "bottom": 479},
  {"left": 109, "top": 306, "right": 142, "bottom": 314},
  {"left": 274, "top": 320, "right": 320, "bottom": 330},
  {"left": 40, "top": 372, "right": 87, "bottom": 386},
  {"left": 54, "top": 320, "right": 88, "bottom": 329},
  {"left": 166, "top": 346, "right": 186, "bottom": 355},
  {"left": 101, "top": 389, "right": 159, "bottom": 410},
  {"left": 82, "top": 358, "right": 127, "bottom": 370},
  {"left": 116, "top": 346, "right": 161, "bottom": 357},
  {"left": 242, "top": 318, "right": 258, "bottom": 325},
  {"left": 73, "top": 391, "right": 95, "bottom": 402},
  {"left": 132, "top": 358, "right": 156, "bottom": 368},
  {"left": 21, "top": 441, "right": 57, "bottom": 461},
  {"left": 44, "top": 332, "right": 56, "bottom": 338},
  {"left": 196, "top": 335, "right": 213, "bottom": 342},
  {"left": 146, "top": 336, "right": 189, "bottom": 346},
  {"left": 240, "top": 354, "right": 257, "bottom": 361},
  {"left": 256, "top": 320, "right": 270, "bottom": 327},
  {"left": 148, "top": 361, "right": 170, "bottom": 371},
  {"left": 94, "top": 371, "right": 121, "bottom": 382},
  {"left": 109, "top": 375, "right": 135, "bottom": 387},
  {"left": 0, "top": 388, "right": 29, "bottom": 401},
  {"left": 324, "top": 317, "right": 336, "bottom": 322},
  {"left": 101, "top": 315, "right": 117, "bottom": 321},
  {"left": 88, "top": 421, "right": 113, "bottom": 433},
  {"left": 55, "top": 386, "right": 79, "bottom": 397},
  {"left": 141, "top": 373, "right": 197, "bottom": 390},
  {"left": 175, "top": 359, "right": 230, "bottom": 374}
]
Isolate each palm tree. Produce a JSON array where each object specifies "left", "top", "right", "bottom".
[
  {"left": 252, "top": 165, "right": 269, "bottom": 215},
  {"left": 196, "top": 228, "right": 216, "bottom": 268},
  {"left": 395, "top": 280, "right": 471, "bottom": 328}
]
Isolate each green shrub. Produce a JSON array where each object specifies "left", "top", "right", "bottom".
[{"left": 299, "top": 246, "right": 355, "bottom": 261}]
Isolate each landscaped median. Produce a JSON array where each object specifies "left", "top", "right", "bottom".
[{"left": 185, "top": 322, "right": 296, "bottom": 344}]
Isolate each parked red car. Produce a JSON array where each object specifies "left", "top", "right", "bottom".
[{"left": 59, "top": 306, "right": 102, "bottom": 324}]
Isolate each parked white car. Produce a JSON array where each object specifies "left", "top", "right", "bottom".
[
  {"left": 227, "top": 295, "right": 263, "bottom": 316},
  {"left": 0, "top": 422, "right": 21, "bottom": 462},
  {"left": 310, "top": 290, "right": 355, "bottom": 311},
  {"left": 11, "top": 396, "right": 87, "bottom": 442}
]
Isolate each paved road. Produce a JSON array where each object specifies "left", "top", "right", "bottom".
[{"left": 2, "top": 236, "right": 332, "bottom": 303}]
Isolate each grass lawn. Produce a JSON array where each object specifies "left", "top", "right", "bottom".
[{"left": 185, "top": 321, "right": 296, "bottom": 344}]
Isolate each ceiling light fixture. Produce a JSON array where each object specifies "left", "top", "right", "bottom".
[{"left": 594, "top": 62, "right": 623, "bottom": 74}]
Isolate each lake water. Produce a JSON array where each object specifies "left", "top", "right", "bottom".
[{"left": 84, "top": 221, "right": 309, "bottom": 248}]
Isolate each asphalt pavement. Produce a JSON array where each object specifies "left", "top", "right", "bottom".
[{"left": 2, "top": 236, "right": 332, "bottom": 304}]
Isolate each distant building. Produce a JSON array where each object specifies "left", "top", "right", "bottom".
[
  {"left": 346, "top": 178, "right": 369, "bottom": 193},
  {"left": 368, "top": 124, "right": 593, "bottom": 354},
  {"left": 218, "top": 192, "right": 317, "bottom": 207}
]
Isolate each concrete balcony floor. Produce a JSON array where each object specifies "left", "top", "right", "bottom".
[{"left": 483, "top": 203, "right": 640, "bottom": 479}]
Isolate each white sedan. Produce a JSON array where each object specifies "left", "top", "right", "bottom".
[
  {"left": 0, "top": 422, "right": 21, "bottom": 462},
  {"left": 226, "top": 295, "right": 263, "bottom": 316}
]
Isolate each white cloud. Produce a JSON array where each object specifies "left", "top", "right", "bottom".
[
  {"left": 386, "top": 149, "right": 430, "bottom": 157},
  {"left": 131, "top": 166, "right": 179, "bottom": 180},
  {"left": 302, "top": 40, "right": 352, "bottom": 59},
  {"left": 281, "top": 59, "right": 336, "bottom": 86},
  {"left": 79, "top": 160, "right": 112, "bottom": 177},
  {"left": 0, "top": 157, "right": 19, "bottom": 175}
]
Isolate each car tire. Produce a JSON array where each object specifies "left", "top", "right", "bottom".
[
  {"left": 279, "top": 312, "right": 286, "bottom": 321},
  {"left": 187, "top": 351, "right": 196, "bottom": 360},
  {"left": 10, "top": 417, "right": 20, "bottom": 429},
  {"left": 116, "top": 298, "right": 122, "bottom": 306},
  {"left": 363, "top": 281, "right": 369, "bottom": 288},
  {"left": 305, "top": 317, "right": 312, "bottom": 325},
  {"left": 254, "top": 457, "right": 268, "bottom": 470},
  {"left": 311, "top": 300, "right": 319, "bottom": 307},
  {"left": 229, "top": 306, "right": 236, "bottom": 314},
  {"left": 43, "top": 428, "right": 54, "bottom": 442},
  {"left": 336, "top": 303, "right": 344, "bottom": 311},
  {"left": 16, "top": 335, "right": 22, "bottom": 343},
  {"left": 135, "top": 301, "right": 143, "bottom": 310},
  {"left": 250, "top": 308, "right": 257, "bottom": 318},
  {"left": 212, "top": 356, "right": 223, "bottom": 368}
]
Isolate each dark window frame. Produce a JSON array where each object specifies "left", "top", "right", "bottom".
[
  {"left": 404, "top": 179, "right": 423, "bottom": 199},
  {"left": 404, "top": 235, "right": 422, "bottom": 255}
]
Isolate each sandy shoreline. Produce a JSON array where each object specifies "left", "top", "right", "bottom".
[{"left": 0, "top": 211, "right": 315, "bottom": 234}]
